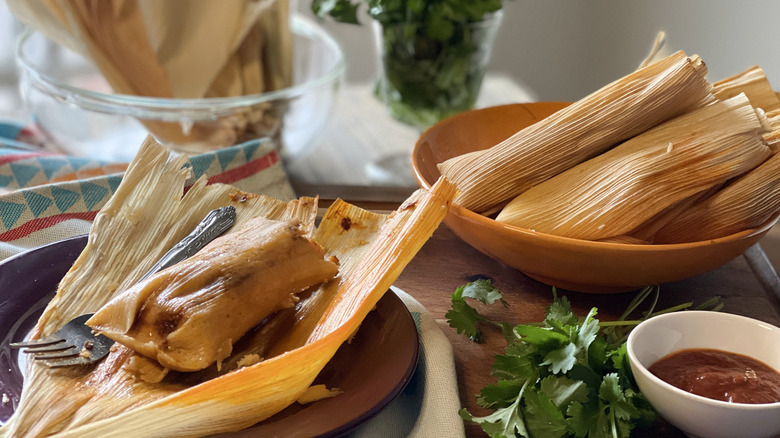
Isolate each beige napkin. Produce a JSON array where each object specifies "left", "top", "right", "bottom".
[{"left": 347, "top": 286, "right": 466, "bottom": 437}]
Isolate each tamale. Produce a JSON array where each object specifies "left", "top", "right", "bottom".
[
  {"left": 762, "top": 109, "right": 780, "bottom": 153},
  {"left": 652, "top": 152, "right": 780, "bottom": 243},
  {"left": 87, "top": 217, "right": 339, "bottom": 372},
  {"left": 495, "top": 94, "right": 772, "bottom": 241},
  {"left": 437, "top": 51, "right": 713, "bottom": 213},
  {"left": 2, "top": 138, "right": 455, "bottom": 437},
  {"left": 712, "top": 66, "right": 780, "bottom": 112},
  {"left": 625, "top": 184, "right": 723, "bottom": 242}
]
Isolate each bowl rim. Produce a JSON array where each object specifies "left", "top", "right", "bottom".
[
  {"left": 626, "top": 310, "right": 780, "bottom": 410},
  {"left": 411, "top": 103, "right": 780, "bottom": 252},
  {"left": 14, "top": 14, "right": 346, "bottom": 119}
]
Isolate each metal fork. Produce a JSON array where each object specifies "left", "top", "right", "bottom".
[{"left": 10, "top": 205, "right": 237, "bottom": 368}]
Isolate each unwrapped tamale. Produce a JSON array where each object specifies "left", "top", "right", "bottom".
[{"left": 87, "top": 217, "right": 339, "bottom": 372}]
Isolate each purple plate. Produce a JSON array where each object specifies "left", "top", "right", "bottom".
[{"left": 0, "top": 236, "right": 419, "bottom": 437}]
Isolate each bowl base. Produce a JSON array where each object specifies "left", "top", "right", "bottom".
[{"left": 523, "top": 272, "right": 643, "bottom": 294}]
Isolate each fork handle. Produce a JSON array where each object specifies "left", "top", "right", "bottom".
[{"left": 138, "top": 206, "right": 237, "bottom": 282}]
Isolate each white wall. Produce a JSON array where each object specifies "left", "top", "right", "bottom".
[
  {"left": 299, "top": 0, "right": 780, "bottom": 102},
  {"left": 3, "top": 1, "right": 779, "bottom": 104}
]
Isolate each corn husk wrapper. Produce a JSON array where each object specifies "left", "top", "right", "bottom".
[
  {"left": 7, "top": 0, "right": 292, "bottom": 150},
  {"left": 1, "top": 138, "right": 455, "bottom": 438},
  {"left": 637, "top": 31, "right": 670, "bottom": 69},
  {"left": 712, "top": 66, "right": 780, "bottom": 112},
  {"left": 495, "top": 94, "right": 772, "bottom": 241},
  {"left": 437, "top": 51, "right": 714, "bottom": 213},
  {"left": 619, "top": 183, "right": 723, "bottom": 243},
  {"left": 760, "top": 109, "right": 780, "bottom": 153},
  {"left": 652, "top": 151, "right": 780, "bottom": 243}
]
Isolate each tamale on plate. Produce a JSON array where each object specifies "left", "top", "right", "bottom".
[
  {"left": 1, "top": 137, "right": 455, "bottom": 437},
  {"left": 87, "top": 217, "right": 339, "bottom": 372}
]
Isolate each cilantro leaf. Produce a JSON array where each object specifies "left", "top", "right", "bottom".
[
  {"left": 446, "top": 279, "right": 508, "bottom": 342},
  {"left": 541, "top": 342, "right": 579, "bottom": 375},
  {"left": 539, "top": 375, "right": 589, "bottom": 408},
  {"left": 514, "top": 324, "right": 568, "bottom": 349},
  {"left": 544, "top": 293, "right": 578, "bottom": 327},
  {"left": 464, "top": 385, "right": 530, "bottom": 438},
  {"left": 458, "top": 278, "right": 507, "bottom": 305},
  {"left": 446, "top": 299, "right": 485, "bottom": 342},
  {"left": 577, "top": 308, "right": 601, "bottom": 358},
  {"left": 524, "top": 387, "right": 568, "bottom": 438},
  {"left": 491, "top": 346, "right": 540, "bottom": 382},
  {"left": 478, "top": 379, "right": 526, "bottom": 409}
]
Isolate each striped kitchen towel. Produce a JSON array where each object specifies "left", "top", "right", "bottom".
[{"left": 0, "top": 121, "right": 294, "bottom": 259}]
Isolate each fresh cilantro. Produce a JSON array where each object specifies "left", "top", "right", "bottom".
[
  {"left": 311, "top": 0, "right": 507, "bottom": 128},
  {"left": 446, "top": 278, "right": 510, "bottom": 342},
  {"left": 312, "top": 0, "right": 504, "bottom": 27},
  {"left": 446, "top": 280, "right": 721, "bottom": 438}
]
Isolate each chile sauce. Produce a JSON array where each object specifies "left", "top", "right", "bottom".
[{"left": 649, "top": 348, "right": 780, "bottom": 404}]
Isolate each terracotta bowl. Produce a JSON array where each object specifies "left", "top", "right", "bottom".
[{"left": 411, "top": 102, "right": 778, "bottom": 293}]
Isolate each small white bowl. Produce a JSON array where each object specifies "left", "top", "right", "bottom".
[{"left": 627, "top": 311, "right": 780, "bottom": 438}]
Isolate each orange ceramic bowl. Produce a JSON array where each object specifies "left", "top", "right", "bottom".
[{"left": 412, "top": 102, "right": 778, "bottom": 293}]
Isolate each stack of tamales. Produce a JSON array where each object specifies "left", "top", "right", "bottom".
[
  {"left": 0, "top": 139, "right": 455, "bottom": 437},
  {"left": 438, "top": 52, "right": 780, "bottom": 244}
]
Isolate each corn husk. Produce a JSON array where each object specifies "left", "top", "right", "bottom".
[
  {"left": 652, "top": 151, "right": 780, "bottom": 243},
  {"left": 1, "top": 138, "right": 455, "bottom": 437},
  {"left": 712, "top": 66, "right": 780, "bottom": 112},
  {"left": 637, "top": 31, "right": 669, "bottom": 69},
  {"left": 761, "top": 109, "right": 780, "bottom": 153},
  {"left": 621, "top": 183, "right": 724, "bottom": 243},
  {"left": 495, "top": 94, "right": 772, "bottom": 240},
  {"left": 437, "top": 51, "right": 714, "bottom": 213}
]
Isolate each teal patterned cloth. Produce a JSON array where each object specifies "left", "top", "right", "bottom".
[{"left": 0, "top": 121, "right": 294, "bottom": 258}]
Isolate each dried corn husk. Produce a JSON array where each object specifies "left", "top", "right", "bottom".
[
  {"left": 761, "top": 109, "right": 780, "bottom": 153},
  {"left": 637, "top": 31, "right": 669, "bottom": 69},
  {"left": 652, "top": 152, "right": 780, "bottom": 243},
  {"left": 623, "top": 183, "right": 723, "bottom": 243},
  {"left": 712, "top": 66, "right": 780, "bottom": 112},
  {"left": 2, "top": 138, "right": 455, "bottom": 437},
  {"left": 495, "top": 94, "right": 772, "bottom": 240},
  {"left": 437, "top": 51, "right": 714, "bottom": 213}
]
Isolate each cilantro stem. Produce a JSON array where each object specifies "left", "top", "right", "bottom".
[{"left": 610, "top": 407, "right": 619, "bottom": 438}]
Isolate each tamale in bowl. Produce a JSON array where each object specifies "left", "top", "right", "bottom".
[
  {"left": 411, "top": 102, "right": 778, "bottom": 293},
  {"left": 15, "top": 14, "right": 344, "bottom": 163}
]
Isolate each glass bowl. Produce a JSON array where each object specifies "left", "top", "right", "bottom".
[{"left": 15, "top": 14, "right": 345, "bottom": 163}]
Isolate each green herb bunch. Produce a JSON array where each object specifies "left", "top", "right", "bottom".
[
  {"left": 311, "top": 0, "right": 505, "bottom": 129},
  {"left": 447, "top": 279, "right": 722, "bottom": 438},
  {"left": 312, "top": 0, "right": 503, "bottom": 28}
]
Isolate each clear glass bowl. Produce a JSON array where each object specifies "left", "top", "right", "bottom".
[{"left": 15, "top": 14, "right": 345, "bottom": 163}]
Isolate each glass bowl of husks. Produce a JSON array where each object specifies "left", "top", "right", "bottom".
[
  {"left": 15, "top": 14, "right": 344, "bottom": 163},
  {"left": 412, "top": 51, "right": 780, "bottom": 293}
]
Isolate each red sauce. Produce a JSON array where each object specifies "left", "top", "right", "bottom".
[{"left": 649, "top": 348, "right": 780, "bottom": 404}]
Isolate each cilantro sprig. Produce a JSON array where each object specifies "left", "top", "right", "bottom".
[
  {"left": 447, "top": 279, "right": 721, "bottom": 438},
  {"left": 311, "top": 0, "right": 506, "bottom": 129}
]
